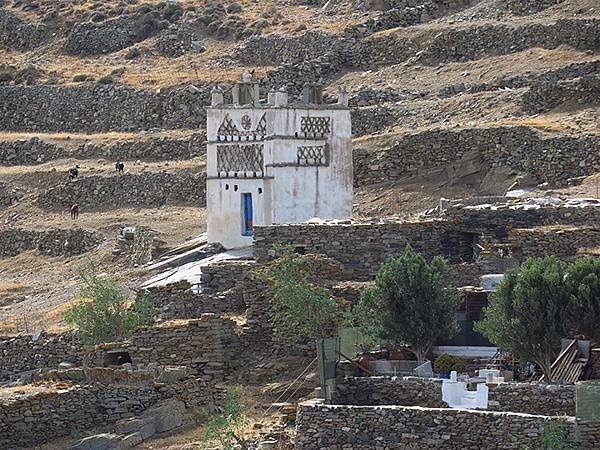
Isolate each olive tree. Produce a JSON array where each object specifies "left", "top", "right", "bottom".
[
  {"left": 475, "top": 256, "right": 569, "bottom": 381},
  {"left": 352, "top": 246, "right": 462, "bottom": 363},
  {"left": 565, "top": 257, "right": 600, "bottom": 343}
]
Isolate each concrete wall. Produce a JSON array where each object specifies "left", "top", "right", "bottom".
[{"left": 206, "top": 104, "right": 352, "bottom": 249}]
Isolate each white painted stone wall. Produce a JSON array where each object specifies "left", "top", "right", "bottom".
[{"left": 206, "top": 99, "right": 352, "bottom": 249}]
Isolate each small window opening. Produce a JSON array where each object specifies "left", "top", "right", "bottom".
[
  {"left": 258, "top": 187, "right": 263, "bottom": 194},
  {"left": 225, "top": 184, "right": 229, "bottom": 190},
  {"left": 104, "top": 350, "right": 132, "bottom": 366},
  {"left": 234, "top": 185, "right": 239, "bottom": 192}
]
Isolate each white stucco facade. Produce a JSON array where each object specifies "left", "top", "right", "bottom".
[{"left": 206, "top": 85, "right": 353, "bottom": 249}]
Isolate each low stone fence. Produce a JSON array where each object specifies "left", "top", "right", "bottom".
[
  {"left": 0, "top": 227, "right": 103, "bottom": 258},
  {"left": 488, "top": 383, "right": 575, "bottom": 417},
  {"left": 295, "top": 400, "right": 599, "bottom": 450},
  {"left": 37, "top": 171, "right": 206, "bottom": 210},
  {"left": 331, "top": 376, "right": 576, "bottom": 416},
  {"left": 0, "top": 133, "right": 205, "bottom": 166},
  {"left": 0, "top": 369, "right": 222, "bottom": 448},
  {"left": 332, "top": 376, "right": 446, "bottom": 407},
  {"left": 523, "top": 75, "right": 600, "bottom": 114},
  {"left": 0, "top": 332, "right": 86, "bottom": 381}
]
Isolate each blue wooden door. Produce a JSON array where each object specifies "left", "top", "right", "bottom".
[{"left": 242, "top": 193, "right": 253, "bottom": 236}]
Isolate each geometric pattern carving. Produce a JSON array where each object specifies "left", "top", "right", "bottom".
[
  {"left": 297, "top": 143, "right": 329, "bottom": 166},
  {"left": 217, "top": 143, "right": 264, "bottom": 176},
  {"left": 300, "top": 116, "right": 331, "bottom": 135},
  {"left": 217, "top": 113, "right": 267, "bottom": 138}
]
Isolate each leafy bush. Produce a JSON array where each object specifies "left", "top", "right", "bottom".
[
  {"left": 260, "top": 245, "right": 345, "bottom": 348},
  {"left": 564, "top": 257, "right": 600, "bottom": 343},
  {"left": 434, "top": 354, "right": 464, "bottom": 374},
  {"left": 202, "top": 388, "right": 248, "bottom": 450},
  {"left": 64, "top": 264, "right": 156, "bottom": 343},
  {"left": 351, "top": 246, "right": 461, "bottom": 362}
]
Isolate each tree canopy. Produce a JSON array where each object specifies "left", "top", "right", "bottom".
[
  {"left": 352, "top": 246, "right": 462, "bottom": 363},
  {"left": 260, "top": 247, "right": 344, "bottom": 348},
  {"left": 564, "top": 257, "right": 600, "bottom": 343},
  {"left": 64, "top": 264, "right": 156, "bottom": 343},
  {"left": 475, "top": 256, "right": 569, "bottom": 381}
]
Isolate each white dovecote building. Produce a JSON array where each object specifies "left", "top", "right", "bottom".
[{"left": 205, "top": 76, "right": 353, "bottom": 249}]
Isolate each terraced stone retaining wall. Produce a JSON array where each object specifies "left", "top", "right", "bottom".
[
  {"left": 0, "top": 368, "right": 220, "bottom": 448},
  {"left": 0, "top": 84, "right": 211, "bottom": 132},
  {"left": 513, "top": 226, "right": 600, "bottom": 259},
  {"left": 0, "top": 133, "right": 206, "bottom": 166},
  {"left": 0, "top": 227, "right": 103, "bottom": 257},
  {"left": 200, "top": 259, "right": 257, "bottom": 293},
  {"left": 37, "top": 171, "right": 206, "bottom": 210},
  {"left": 354, "top": 126, "right": 600, "bottom": 186},
  {"left": 0, "top": 332, "right": 85, "bottom": 381},
  {"left": 295, "top": 400, "right": 600, "bottom": 450}
]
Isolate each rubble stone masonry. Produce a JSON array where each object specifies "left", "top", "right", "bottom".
[
  {"left": 295, "top": 400, "right": 599, "bottom": 450},
  {"left": 0, "top": 227, "right": 103, "bottom": 257},
  {"left": 353, "top": 126, "right": 600, "bottom": 187}
]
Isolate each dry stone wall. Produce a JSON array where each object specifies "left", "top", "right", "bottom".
[
  {"left": 487, "top": 383, "right": 575, "bottom": 417},
  {"left": 0, "top": 9, "right": 46, "bottom": 50},
  {"left": 513, "top": 226, "right": 600, "bottom": 259},
  {"left": 332, "top": 376, "right": 576, "bottom": 416},
  {"left": 254, "top": 221, "right": 489, "bottom": 280},
  {"left": 523, "top": 75, "right": 600, "bottom": 113},
  {"left": 145, "top": 281, "right": 245, "bottom": 319},
  {"left": 332, "top": 376, "right": 447, "bottom": 407},
  {"left": 0, "top": 84, "right": 211, "bottom": 132},
  {"left": 0, "top": 332, "right": 85, "bottom": 380},
  {"left": 0, "top": 227, "right": 103, "bottom": 257},
  {"left": 354, "top": 126, "right": 600, "bottom": 187},
  {"left": 0, "top": 370, "right": 220, "bottom": 448},
  {"left": 295, "top": 401, "right": 599, "bottom": 450},
  {"left": 37, "top": 171, "right": 206, "bottom": 210},
  {"left": 0, "top": 134, "right": 205, "bottom": 166},
  {"left": 200, "top": 259, "right": 256, "bottom": 293},
  {"left": 91, "top": 315, "right": 239, "bottom": 382}
]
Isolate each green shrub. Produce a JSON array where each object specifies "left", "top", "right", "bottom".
[
  {"left": 64, "top": 264, "right": 156, "bottom": 343},
  {"left": 202, "top": 387, "right": 248, "bottom": 449},
  {"left": 434, "top": 354, "right": 464, "bottom": 374},
  {"left": 96, "top": 75, "right": 114, "bottom": 85},
  {"left": 259, "top": 245, "right": 345, "bottom": 348}
]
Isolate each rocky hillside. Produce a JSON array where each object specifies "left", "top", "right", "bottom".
[{"left": 0, "top": 0, "right": 599, "bottom": 330}]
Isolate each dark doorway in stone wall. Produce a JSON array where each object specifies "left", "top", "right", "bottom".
[
  {"left": 456, "top": 232, "right": 482, "bottom": 263},
  {"left": 103, "top": 350, "right": 132, "bottom": 366}
]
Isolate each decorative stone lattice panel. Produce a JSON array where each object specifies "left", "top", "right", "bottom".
[
  {"left": 301, "top": 116, "right": 331, "bottom": 136},
  {"left": 217, "top": 113, "right": 267, "bottom": 138},
  {"left": 217, "top": 143, "right": 264, "bottom": 176},
  {"left": 297, "top": 144, "right": 329, "bottom": 166}
]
